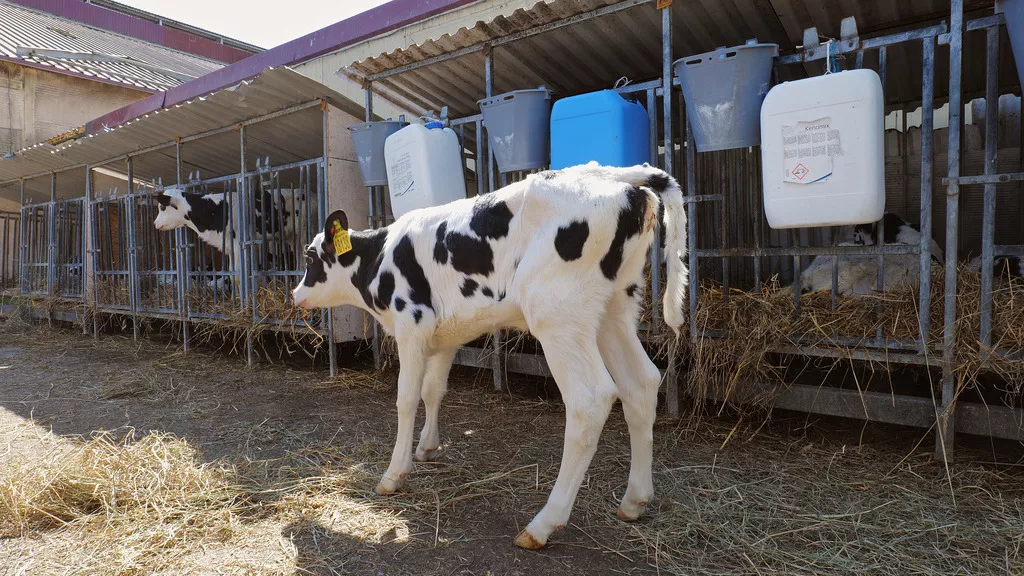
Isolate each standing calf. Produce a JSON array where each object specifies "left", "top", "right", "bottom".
[{"left": 292, "top": 163, "right": 688, "bottom": 549}]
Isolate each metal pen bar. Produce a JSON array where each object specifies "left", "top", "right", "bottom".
[
  {"left": 322, "top": 104, "right": 337, "bottom": 377},
  {"left": 979, "top": 25, "right": 999, "bottom": 357},
  {"left": 365, "top": 86, "right": 381, "bottom": 369},
  {"left": 875, "top": 47, "right": 887, "bottom": 345},
  {"left": 919, "top": 35, "right": 936, "bottom": 351},
  {"left": 937, "top": 0, "right": 964, "bottom": 461},
  {"left": 776, "top": 23, "right": 948, "bottom": 65},
  {"left": 693, "top": 244, "right": 922, "bottom": 257}
]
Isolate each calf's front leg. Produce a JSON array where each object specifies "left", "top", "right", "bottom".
[{"left": 376, "top": 336, "right": 428, "bottom": 495}]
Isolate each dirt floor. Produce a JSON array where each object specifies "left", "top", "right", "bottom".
[{"left": 2, "top": 315, "right": 1024, "bottom": 575}]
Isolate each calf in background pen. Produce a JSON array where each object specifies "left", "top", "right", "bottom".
[
  {"left": 968, "top": 255, "right": 1024, "bottom": 280},
  {"left": 292, "top": 162, "right": 688, "bottom": 549},
  {"left": 153, "top": 186, "right": 305, "bottom": 289},
  {"left": 799, "top": 212, "right": 944, "bottom": 295}
]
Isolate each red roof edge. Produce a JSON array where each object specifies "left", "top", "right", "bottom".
[
  {"left": 7, "top": 0, "right": 254, "bottom": 63},
  {"left": 83, "top": 0, "right": 476, "bottom": 137}
]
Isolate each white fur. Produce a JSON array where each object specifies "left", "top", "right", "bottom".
[
  {"left": 800, "top": 222, "right": 944, "bottom": 295},
  {"left": 292, "top": 162, "right": 688, "bottom": 548}
]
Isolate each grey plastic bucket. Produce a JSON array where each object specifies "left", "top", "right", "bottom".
[
  {"left": 478, "top": 87, "right": 551, "bottom": 173},
  {"left": 348, "top": 120, "right": 407, "bottom": 186},
  {"left": 997, "top": 0, "right": 1024, "bottom": 89},
  {"left": 673, "top": 40, "right": 778, "bottom": 152}
]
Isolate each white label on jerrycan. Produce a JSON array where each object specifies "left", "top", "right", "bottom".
[
  {"left": 781, "top": 117, "right": 842, "bottom": 184},
  {"left": 389, "top": 151, "right": 414, "bottom": 198}
]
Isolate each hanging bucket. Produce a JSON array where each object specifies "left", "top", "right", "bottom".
[
  {"left": 997, "top": 0, "right": 1024, "bottom": 89},
  {"left": 674, "top": 40, "right": 778, "bottom": 152},
  {"left": 478, "top": 87, "right": 551, "bottom": 172},
  {"left": 348, "top": 119, "right": 408, "bottom": 187}
]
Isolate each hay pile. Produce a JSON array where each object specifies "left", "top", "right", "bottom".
[
  {"left": 688, "top": 265, "right": 1024, "bottom": 412},
  {"left": 0, "top": 431, "right": 248, "bottom": 573}
]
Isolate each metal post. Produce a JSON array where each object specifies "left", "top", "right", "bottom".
[
  {"left": 485, "top": 48, "right": 496, "bottom": 194},
  {"left": 126, "top": 157, "right": 139, "bottom": 340},
  {"left": 365, "top": 87, "right": 381, "bottom": 370},
  {"left": 647, "top": 88, "right": 661, "bottom": 326},
  {"left": 323, "top": 103, "right": 337, "bottom": 377},
  {"left": 918, "top": 36, "right": 936, "bottom": 351},
  {"left": 661, "top": 4, "right": 678, "bottom": 418},
  {"left": 47, "top": 172, "right": 56, "bottom": 327},
  {"left": 875, "top": 47, "right": 887, "bottom": 343},
  {"left": 240, "top": 125, "right": 254, "bottom": 367},
  {"left": 936, "top": 0, "right": 963, "bottom": 461},
  {"left": 18, "top": 179, "right": 25, "bottom": 295},
  {"left": 979, "top": 25, "right": 999, "bottom": 356},
  {"left": 483, "top": 46, "right": 505, "bottom": 392},
  {"left": 83, "top": 166, "right": 92, "bottom": 335},
  {"left": 175, "top": 139, "right": 190, "bottom": 351}
]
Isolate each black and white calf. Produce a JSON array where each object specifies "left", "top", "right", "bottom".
[
  {"left": 153, "top": 186, "right": 305, "bottom": 287},
  {"left": 292, "top": 162, "right": 688, "bottom": 549},
  {"left": 968, "top": 255, "right": 1024, "bottom": 280},
  {"left": 799, "top": 212, "right": 944, "bottom": 295}
]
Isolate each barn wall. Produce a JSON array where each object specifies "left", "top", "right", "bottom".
[
  {"left": 0, "top": 61, "right": 148, "bottom": 155},
  {"left": 326, "top": 103, "right": 372, "bottom": 343}
]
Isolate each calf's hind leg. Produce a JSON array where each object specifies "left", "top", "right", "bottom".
[
  {"left": 598, "top": 291, "right": 660, "bottom": 521},
  {"left": 415, "top": 347, "right": 457, "bottom": 462},
  {"left": 515, "top": 320, "right": 618, "bottom": 549}
]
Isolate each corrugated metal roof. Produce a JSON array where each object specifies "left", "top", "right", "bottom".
[
  {"left": 0, "top": 67, "right": 350, "bottom": 201},
  {"left": 0, "top": 0, "right": 226, "bottom": 92},
  {"left": 344, "top": 0, "right": 1015, "bottom": 119}
]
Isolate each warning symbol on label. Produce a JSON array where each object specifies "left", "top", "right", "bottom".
[{"left": 791, "top": 163, "right": 810, "bottom": 180}]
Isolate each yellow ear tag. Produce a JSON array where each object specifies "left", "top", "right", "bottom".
[{"left": 332, "top": 221, "right": 352, "bottom": 255}]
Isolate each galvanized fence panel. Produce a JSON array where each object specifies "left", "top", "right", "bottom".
[
  {"left": 0, "top": 211, "right": 19, "bottom": 293},
  {"left": 20, "top": 202, "right": 49, "bottom": 296}
]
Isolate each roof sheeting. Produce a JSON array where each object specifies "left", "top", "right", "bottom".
[
  {"left": 344, "top": 0, "right": 1017, "bottom": 119},
  {"left": 0, "top": 67, "right": 352, "bottom": 201},
  {"left": 0, "top": 0, "right": 226, "bottom": 92}
]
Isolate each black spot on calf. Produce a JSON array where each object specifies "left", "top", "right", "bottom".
[
  {"left": 302, "top": 248, "right": 328, "bottom": 287},
  {"left": 433, "top": 222, "right": 449, "bottom": 265},
  {"left": 481, "top": 287, "right": 493, "bottom": 298},
  {"left": 600, "top": 186, "right": 647, "bottom": 281},
  {"left": 374, "top": 271, "right": 395, "bottom": 311},
  {"left": 646, "top": 173, "right": 670, "bottom": 193},
  {"left": 554, "top": 220, "right": 589, "bottom": 261},
  {"left": 470, "top": 194, "right": 514, "bottom": 240},
  {"left": 340, "top": 228, "right": 388, "bottom": 309},
  {"left": 184, "top": 194, "right": 227, "bottom": 233},
  {"left": 446, "top": 232, "right": 494, "bottom": 277},
  {"left": 461, "top": 278, "right": 478, "bottom": 297},
  {"left": 394, "top": 297, "right": 406, "bottom": 312},
  {"left": 394, "top": 235, "right": 433, "bottom": 311},
  {"left": 413, "top": 309, "right": 423, "bottom": 324},
  {"left": 625, "top": 283, "right": 638, "bottom": 298}
]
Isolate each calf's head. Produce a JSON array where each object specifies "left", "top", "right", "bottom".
[
  {"left": 154, "top": 188, "right": 191, "bottom": 232},
  {"left": 293, "top": 209, "right": 384, "bottom": 310}
]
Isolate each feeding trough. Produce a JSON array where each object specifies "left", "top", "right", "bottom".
[
  {"left": 478, "top": 87, "right": 551, "bottom": 173},
  {"left": 348, "top": 118, "right": 408, "bottom": 187},
  {"left": 674, "top": 40, "right": 778, "bottom": 152}
]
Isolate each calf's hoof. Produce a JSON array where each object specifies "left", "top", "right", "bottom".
[
  {"left": 514, "top": 529, "right": 546, "bottom": 550},
  {"left": 616, "top": 500, "right": 648, "bottom": 522},
  {"left": 414, "top": 447, "right": 440, "bottom": 462},
  {"left": 375, "top": 474, "right": 405, "bottom": 496}
]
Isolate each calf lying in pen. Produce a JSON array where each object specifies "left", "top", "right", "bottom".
[
  {"left": 968, "top": 255, "right": 1024, "bottom": 280},
  {"left": 292, "top": 162, "right": 688, "bottom": 549},
  {"left": 799, "top": 212, "right": 944, "bottom": 295}
]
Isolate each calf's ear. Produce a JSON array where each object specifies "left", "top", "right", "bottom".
[
  {"left": 324, "top": 210, "right": 349, "bottom": 236},
  {"left": 322, "top": 210, "right": 350, "bottom": 256}
]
